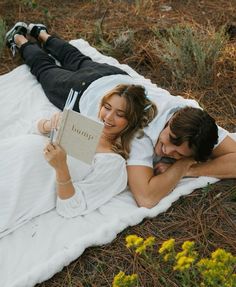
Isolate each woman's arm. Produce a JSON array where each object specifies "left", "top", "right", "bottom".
[{"left": 44, "top": 142, "right": 75, "bottom": 199}]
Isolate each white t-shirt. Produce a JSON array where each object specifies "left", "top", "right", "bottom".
[{"left": 127, "top": 118, "right": 228, "bottom": 168}]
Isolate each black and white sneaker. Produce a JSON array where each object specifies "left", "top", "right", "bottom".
[
  {"left": 28, "top": 23, "right": 48, "bottom": 40},
  {"left": 5, "top": 22, "right": 28, "bottom": 56}
]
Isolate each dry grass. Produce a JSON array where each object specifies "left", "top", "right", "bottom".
[
  {"left": 35, "top": 181, "right": 236, "bottom": 287},
  {"left": 0, "top": 0, "right": 235, "bottom": 286}
]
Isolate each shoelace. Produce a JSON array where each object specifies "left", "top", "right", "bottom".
[{"left": 10, "top": 42, "right": 17, "bottom": 57}]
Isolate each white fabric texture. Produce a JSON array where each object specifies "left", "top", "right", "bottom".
[
  {"left": 0, "top": 39, "right": 235, "bottom": 287},
  {"left": 56, "top": 153, "right": 127, "bottom": 218},
  {"left": 0, "top": 132, "right": 127, "bottom": 236}
]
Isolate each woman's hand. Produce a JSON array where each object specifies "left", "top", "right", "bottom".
[
  {"left": 43, "top": 142, "right": 67, "bottom": 170},
  {"left": 38, "top": 112, "right": 62, "bottom": 134}
]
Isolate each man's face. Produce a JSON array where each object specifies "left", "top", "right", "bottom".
[{"left": 154, "top": 123, "right": 193, "bottom": 160}]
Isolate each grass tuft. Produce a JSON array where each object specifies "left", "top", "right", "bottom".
[
  {"left": 152, "top": 24, "right": 227, "bottom": 89},
  {"left": 0, "top": 18, "right": 6, "bottom": 57},
  {"left": 20, "top": 0, "right": 38, "bottom": 9}
]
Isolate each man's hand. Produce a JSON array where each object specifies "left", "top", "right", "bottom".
[
  {"left": 184, "top": 136, "right": 236, "bottom": 179},
  {"left": 154, "top": 162, "right": 172, "bottom": 175},
  {"left": 154, "top": 157, "right": 194, "bottom": 176}
]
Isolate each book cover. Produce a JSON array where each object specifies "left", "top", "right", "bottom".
[{"left": 55, "top": 89, "right": 103, "bottom": 165}]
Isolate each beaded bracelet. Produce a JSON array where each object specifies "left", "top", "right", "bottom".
[{"left": 56, "top": 178, "right": 72, "bottom": 186}]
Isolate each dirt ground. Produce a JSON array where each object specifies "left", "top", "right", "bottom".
[{"left": 0, "top": 1, "right": 235, "bottom": 286}]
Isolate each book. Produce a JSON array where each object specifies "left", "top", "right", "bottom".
[{"left": 54, "top": 89, "right": 103, "bottom": 165}]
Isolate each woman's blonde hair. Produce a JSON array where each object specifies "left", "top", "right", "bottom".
[{"left": 99, "top": 84, "right": 157, "bottom": 159}]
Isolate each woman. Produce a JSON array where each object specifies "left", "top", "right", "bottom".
[
  {"left": 2, "top": 22, "right": 158, "bottom": 237},
  {"left": 0, "top": 81, "right": 157, "bottom": 238}
]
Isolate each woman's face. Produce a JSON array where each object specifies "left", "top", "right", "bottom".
[{"left": 99, "top": 94, "right": 128, "bottom": 137}]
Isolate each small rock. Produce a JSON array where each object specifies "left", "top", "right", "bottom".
[{"left": 160, "top": 5, "right": 172, "bottom": 12}]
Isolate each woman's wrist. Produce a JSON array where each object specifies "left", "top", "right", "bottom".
[
  {"left": 55, "top": 165, "right": 71, "bottom": 182},
  {"left": 56, "top": 178, "right": 72, "bottom": 185},
  {"left": 55, "top": 171, "right": 75, "bottom": 200}
]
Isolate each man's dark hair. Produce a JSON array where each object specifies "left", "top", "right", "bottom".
[{"left": 169, "top": 107, "right": 218, "bottom": 161}]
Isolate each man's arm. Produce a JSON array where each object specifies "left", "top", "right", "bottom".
[
  {"left": 127, "top": 158, "right": 195, "bottom": 208},
  {"left": 187, "top": 135, "right": 236, "bottom": 178}
]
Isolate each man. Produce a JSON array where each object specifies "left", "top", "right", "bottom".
[{"left": 127, "top": 101, "right": 236, "bottom": 208}]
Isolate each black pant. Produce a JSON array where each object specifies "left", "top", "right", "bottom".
[{"left": 20, "top": 37, "right": 128, "bottom": 112}]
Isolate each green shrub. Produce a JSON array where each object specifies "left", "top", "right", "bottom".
[
  {"left": 0, "top": 18, "right": 6, "bottom": 57},
  {"left": 152, "top": 24, "right": 227, "bottom": 89},
  {"left": 20, "top": 0, "right": 37, "bottom": 9}
]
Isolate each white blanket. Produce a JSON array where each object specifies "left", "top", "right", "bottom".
[{"left": 0, "top": 39, "right": 231, "bottom": 287}]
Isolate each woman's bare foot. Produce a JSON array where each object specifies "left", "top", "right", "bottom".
[
  {"left": 28, "top": 23, "right": 50, "bottom": 43},
  {"left": 38, "top": 30, "right": 50, "bottom": 43},
  {"left": 5, "top": 22, "right": 28, "bottom": 56},
  {"left": 14, "top": 34, "right": 28, "bottom": 47}
]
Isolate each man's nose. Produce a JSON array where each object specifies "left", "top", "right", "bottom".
[{"left": 165, "top": 144, "right": 176, "bottom": 156}]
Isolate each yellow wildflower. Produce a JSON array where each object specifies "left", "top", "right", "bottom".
[
  {"left": 113, "top": 271, "right": 125, "bottom": 287},
  {"left": 134, "top": 237, "right": 144, "bottom": 247},
  {"left": 197, "top": 249, "right": 236, "bottom": 287},
  {"left": 182, "top": 241, "right": 195, "bottom": 251},
  {"left": 174, "top": 255, "right": 195, "bottom": 271},
  {"left": 143, "top": 236, "right": 155, "bottom": 248},
  {"left": 126, "top": 235, "right": 155, "bottom": 255},
  {"left": 175, "top": 240, "right": 198, "bottom": 263},
  {"left": 125, "top": 235, "right": 141, "bottom": 248},
  {"left": 211, "top": 248, "right": 236, "bottom": 264},
  {"left": 175, "top": 250, "right": 186, "bottom": 260},
  {"left": 164, "top": 253, "right": 172, "bottom": 262},
  {"left": 158, "top": 238, "right": 175, "bottom": 254},
  {"left": 135, "top": 236, "right": 155, "bottom": 254},
  {"left": 135, "top": 245, "right": 147, "bottom": 255},
  {"left": 112, "top": 271, "right": 138, "bottom": 287}
]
